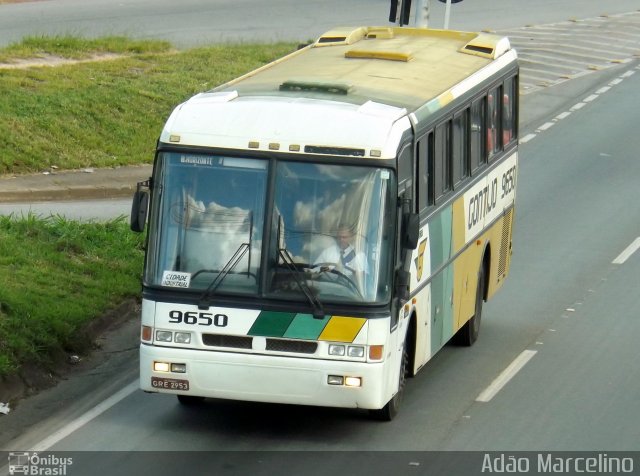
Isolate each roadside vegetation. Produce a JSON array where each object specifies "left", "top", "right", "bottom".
[
  {"left": 0, "top": 36, "right": 295, "bottom": 383},
  {"left": 0, "top": 35, "right": 296, "bottom": 174},
  {"left": 0, "top": 214, "right": 145, "bottom": 377}
]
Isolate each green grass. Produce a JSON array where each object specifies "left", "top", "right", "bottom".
[
  {"left": 0, "top": 35, "right": 172, "bottom": 63},
  {"left": 0, "top": 35, "right": 296, "bottom": 380},
  {"left": 0, "top": 36, "right": 296, "bottom": 174},
  {"left": 0, "top": 214, "right": 145, "bottom": 377}
]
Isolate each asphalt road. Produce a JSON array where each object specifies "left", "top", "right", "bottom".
[
  {"left": 1, "top": 2, "right": 640, "bottom": 474},
  {"left": 2, "top": 53, "right": 639, "bottom": 476},
  {"left": 1, "top": 0, "right": 640, "bottom": 48}
]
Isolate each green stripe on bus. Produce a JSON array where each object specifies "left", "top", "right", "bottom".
[
  {"left": 283, "top": 313, "right": 329, "bottom": 339},
  {"left": 249, "top": 311, "right": 296, "bottom": 337},
  {"left": 430, "top": 206, "right": 454, "bottom": 350}
]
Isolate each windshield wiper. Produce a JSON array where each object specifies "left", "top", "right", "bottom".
[
  {"left": 198, "top": 243, "right": 249, "bottom": 309},
  {"left": 278, "top": 248, "right": 325, "bottom": 319}
]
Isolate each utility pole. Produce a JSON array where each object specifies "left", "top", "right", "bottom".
[
  {"left": 390, "top": 0, "right": 460, "bottom": 29},
  {"left": 414, "top": 0, "right": 430, "bottom": 28},
  {"left": 388, "top": 0, "right": 412, "bottom": 26},
  {"left": 443, "top": 0, "right": 452, "bottom": 30}
]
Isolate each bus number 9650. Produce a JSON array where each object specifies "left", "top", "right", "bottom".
[{"left": 168, "top": 310, "right": 228, "bottom": 327}]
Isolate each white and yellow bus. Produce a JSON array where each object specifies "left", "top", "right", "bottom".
[{"left": 131, "top": 25, "right": 518, "bottom": 420}]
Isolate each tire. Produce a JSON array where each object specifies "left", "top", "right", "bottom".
[
  {"left": 369, "top": 340, "right": 408, "bottom": 421},
  {"left": 177, "top": 394, "right": 205, "bottom": 406},
  {"left": 453, "top": 264, "right": 485, "bottom": 346}
]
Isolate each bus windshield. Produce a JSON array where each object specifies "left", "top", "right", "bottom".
[
  {"left": 146, "top": 153, "right": 268, "bottom": 295},
  {"left": 268, "top": 162, "right": 395, "bottom": 304},
  {"left": 145, "top": 153, "right": 396, "bottom": 304}
]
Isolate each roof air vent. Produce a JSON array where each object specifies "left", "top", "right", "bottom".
[
  {"left": 279, "top": 79, "right": 353, "bottom": 95},
  {"left": 315, "top": 27, "right": 367, "bottom": 47},
  {"left": 460, "top": 33, "right": 511, "bottom": 59}
]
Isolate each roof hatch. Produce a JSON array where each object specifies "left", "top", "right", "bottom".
[
  {"left": 460, "top": 33, "right": 511, "bottom": 59},
  {"left": 315, "top": 27, "right": 367, "bottom": 47}
]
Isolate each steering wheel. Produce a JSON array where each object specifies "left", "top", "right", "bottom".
[{"left": 312, "top": 262, "right": 362, "bottom": 297}]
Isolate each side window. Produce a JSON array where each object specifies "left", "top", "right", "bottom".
[
  {"left": 397, "top": 144, "right": 414, "bottom": 207},
  {"left": 502, "top": 76, "right": 517, "bottom": 146},
  {"left": 470, "top": 98, "right": 485, "bottom": 174},
  {"left": 417, "top": 133, "right": 434, "bottom": 212},
  {"left": 452, "top": 109, "right": 469, "bottom": 188},
  {"left": 434, "top": 121, "right": 451, "bottom": 202},
  {"left": 487, "top": 87, "right": 501, "bottom": 160}
]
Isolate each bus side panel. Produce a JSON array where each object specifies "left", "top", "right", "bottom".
[
  {"left": 428, "top": 205, "right": 454, "bottom": 352},
  {"left": 459, "top": 152, "right": 518, "bottom": 313},
  {"left": 452, "top": 197, "right": 484, "bottom": 333},
  {"left": 484, "top": 207, "right": 515, "bottom": 301},
  {"left": 409, "top": 223, "right": 433, "bottom": 373}
]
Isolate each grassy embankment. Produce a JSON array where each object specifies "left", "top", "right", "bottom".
[{"left": 0, "top": 36, "right": 295, "bottom": 379}]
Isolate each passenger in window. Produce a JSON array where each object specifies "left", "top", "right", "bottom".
[
  {"left": 502, "top": 93, "right": 512, "bottom": 144},
  {"left": 487, "top": 93, "right": 498, "bottom": 156}
]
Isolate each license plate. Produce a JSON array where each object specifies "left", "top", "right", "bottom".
[{"left": 151, "top": 377, "right": 190, "bottom": 391}]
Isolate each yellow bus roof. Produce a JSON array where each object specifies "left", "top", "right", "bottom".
[{"left": 218, "top": 26, "right": 514, "bottom": 111}]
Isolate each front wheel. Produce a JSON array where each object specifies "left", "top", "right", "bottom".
[{"left": 369, "top": 340, "right": 408, "bottom": 421}]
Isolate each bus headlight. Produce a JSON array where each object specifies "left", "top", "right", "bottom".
[
  {"left": 347, "top": 346, "right": 365, "bottom": 358},
  {"left": 174, "top": 332, "right": 192, "bottom": 344},
  {"left": 345, "top": 376, "right": 362, "bottom": 387},
  {"left": 171, "top": 363, "right": 187, "bottom": 373},
  {"left": 154, "top": 361, "right": 170, "bottom": 372},
  {"left": 156, "top": 331, "right": 173, "bottom": 342},
  {"left": 328, "top": 344, "right": 345, "bottom": 356}
]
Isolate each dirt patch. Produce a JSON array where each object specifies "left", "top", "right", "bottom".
[
  {"left": 0, "top": 298, "right": 140, "bottom": 407},
  {"left": 0, "top": 53, "right": 124, "bottom": 69}
]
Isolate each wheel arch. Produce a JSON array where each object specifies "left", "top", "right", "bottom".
[
  {"left": 480, "top": 241, "right": 491, "bottom": 302},
  {"left": 405, "top": 311, "right": 418, "bottom": 377}
]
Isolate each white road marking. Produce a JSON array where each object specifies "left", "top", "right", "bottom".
[
  {"left": 537, "top": 122, "right": 555, "bottom": 131},
  {"left": 612, "top": 237, "right": 640, "bottom": 265},
  {"left": 530, "top": 67, "right": 633, "bottom": 140},
  {"left": 29, "top": 379, "right": 139, "bottom": 451},
  {"left": 476, "top": 350, "right": 537, "bottom": 403},
  {"left": 519, "top": 133, "right": 536, "bottom": 144}
]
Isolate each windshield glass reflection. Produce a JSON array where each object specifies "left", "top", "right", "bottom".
[
  {"left": 267, "top": 162, "right": 395, "bottom": 304},
  {"left": 146, "top": 153, "right": 267, "bottom": 295},
  {"left": 146, "top": 153, "right": 395, "bottom": 305}
]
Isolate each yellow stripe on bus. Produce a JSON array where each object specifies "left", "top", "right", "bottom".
[{"left": 319, "top": 316, "right": 367, "bottom": 343}]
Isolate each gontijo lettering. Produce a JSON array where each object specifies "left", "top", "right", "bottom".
[{"left": 464, "top": 153, "right": 517, "bottom": 242}]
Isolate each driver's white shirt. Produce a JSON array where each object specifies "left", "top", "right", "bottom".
[{"left": 314, "top": 244, "right": 368, "bottom": 277}]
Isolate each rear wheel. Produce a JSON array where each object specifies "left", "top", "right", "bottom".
[
  {"left": 369, "top": 340, "right": 408, "bottom": 421},
  {"left": 453, "top": 264, "right": 485, "bottom": 346}
]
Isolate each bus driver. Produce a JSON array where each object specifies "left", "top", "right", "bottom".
[{"left": 314, "top": 225, "right": 368, "bottom": 282}]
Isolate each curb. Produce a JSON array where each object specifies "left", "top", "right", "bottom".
[{"left": 0, "top": 165, "right": 152, "bottom": 203}]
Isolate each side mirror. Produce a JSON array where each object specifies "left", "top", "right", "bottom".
[
  {"left": 402, "top": 213, "right": 420, "bottom": 250},
  {"left": 130, "top": 190, "right": 149, "bottom": 233},
  {"left": 395, "top": 269, "right": 411, "bottom": 301}
]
